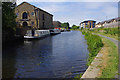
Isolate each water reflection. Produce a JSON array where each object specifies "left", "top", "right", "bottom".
[
  {"left": 14, "top": 37, "right": 53, "bottom": 78},
  {"left": 2, "top": 41, "right": 24, "bottom": 78},
  {"left": 3, "top": 31, "right": 89, "bottom": 78}
]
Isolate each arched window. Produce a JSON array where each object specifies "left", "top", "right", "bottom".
[
  {"left": 22, "top": 12, "right": 28, "bottom": 19},
  {"left": 23, "top": 22, "right": 28, "bottom": 27}
]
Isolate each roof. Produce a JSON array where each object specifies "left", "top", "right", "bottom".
[
  {"left": 16, "top": 2, "right": 53, "bottom": 16},
  {"left": 53, "top": 21, "right": 61, "bottom": 23},
  {"left": 96, "top": 17, "right": 120, "bottom": 24},
  {"left": 80, "top": 20, "right": 96, "bottom": 24}
]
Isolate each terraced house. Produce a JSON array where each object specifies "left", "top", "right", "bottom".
[
  {"left": 95, "top": 17, "right": 120, "bottom": 28},
  {"left": 15, "top": 2, "right": 53, "bottom": 30}
]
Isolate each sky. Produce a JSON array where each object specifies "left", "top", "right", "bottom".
[{"left": 16, "top": 0, "right": 119, "bottom": 27}]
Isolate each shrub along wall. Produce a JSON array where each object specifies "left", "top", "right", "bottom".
[{"left": 81, "top": 30, "right": 103, "bottom": 65}]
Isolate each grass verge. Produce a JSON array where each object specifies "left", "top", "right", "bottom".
[
  {"left": 89, "top": 27, "right": 119, "bottom": 40},
  {"left": 98, "top": 37, "right": 118, "bottom": 78}
]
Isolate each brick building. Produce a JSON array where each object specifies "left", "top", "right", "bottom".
[
  {"left": 15, "top": 2, "right": 53, "bottom": 30},
  {"left": 53, "top": 21, "right": 61, "bottom": 28}
]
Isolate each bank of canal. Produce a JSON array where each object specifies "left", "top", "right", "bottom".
[{"left": 3, "top": 31, "right": 89, "bottom": 78}]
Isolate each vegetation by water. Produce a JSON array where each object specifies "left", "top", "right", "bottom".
[
  {"left": 99, "top": 37, "right": 118, "bottom": 78},
  {"left": 71, "top": 25, "right": 80, "bottom": 30},
  {"left": 79, "top": 28, "right": 118, "bottom": 78},
  {"left": 81, "top": 29, "right": 103, "bottom": 66},
  {"left": 61, "top": 22, "right": 70, "bottom": 29},
  {"left": 2, "top": 2, "right": 16, "bottom": 42},
  {"left": 89, "top": 27, "right": 119, "bottom": 40},
  {"left": 73, "top": 73, "right": 83, "bottom": 80}
]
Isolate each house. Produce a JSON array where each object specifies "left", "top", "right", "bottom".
[
  {"left": 95, "top": 17, "right": 120, "bottom": 28},
  {"left": 15, "top": 2, "right": 53, "bottom": 30},
  {"left": 95, "top": 21, "right": 105, "bottom": 28},
  {"left": 53, "top": 21, "right": 61, "bottom": 28},
  {"left": 79, "top": 20, "right": 96, "bottom": 29}
]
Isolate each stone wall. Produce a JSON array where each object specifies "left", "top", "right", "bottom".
[
  {"left": 15, "top": 2, "right": 37, "bottom": 28},
  {"left": 15, "top": 2, "right": 53, "bottom": 30},
  {"left": 53, "top": 21, "right": 61, "bottom": 28}
]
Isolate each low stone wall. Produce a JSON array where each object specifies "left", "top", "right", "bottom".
[
  {"left": 16, "top": 27, "right": 29, "bottom": 36},
  {"left": 81, "top": 49, "right": 103, "bottom": 78}
]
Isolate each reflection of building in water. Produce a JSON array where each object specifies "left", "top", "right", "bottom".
[{"left": 2, "top": 43, "right": 18, "bottom": 78}]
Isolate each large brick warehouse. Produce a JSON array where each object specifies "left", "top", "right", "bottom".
[{"left": 15, "top": 2, "right": 53, "bottom": 30}]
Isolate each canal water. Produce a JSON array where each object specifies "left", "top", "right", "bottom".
[{"left": 3, "top": 31, "right": 89, "bottom": 78}]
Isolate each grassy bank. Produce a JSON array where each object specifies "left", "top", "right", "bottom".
[
  {"left": 74, "top": 29, "right": 118, "bottom": 79},
  {"left": 98, "top": 37, "right": 118, "bottom": 78},
  {"left": 81, "top": 30, "right": 103, "bottom": 66},
  {"left": 90, "top": 27, "right": 119, "bottom": 40},
  {"left": 73, "top": 30, "right": 103, "bottom": 80}
]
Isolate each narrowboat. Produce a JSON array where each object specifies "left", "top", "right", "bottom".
[
  {"left": 50, "top": 29, "right": 61, "bottom": 35},
  {"left": 24, "top": 30, "right": 50, "bottom": 39}
]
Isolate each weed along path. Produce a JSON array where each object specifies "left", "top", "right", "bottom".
[
  {"left": 94, "top": 34, "right": 118, "bottom": 47},
  {"left": 81, "top": 34, "right": 119, "bottom": 79}
]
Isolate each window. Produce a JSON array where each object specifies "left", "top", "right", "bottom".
[
  {"left": 31, "top": 12, "right": 34, "bottom": 16},
  {"left": 16, "top": 13, "right": 18, "bottom": 16},
  {"left": 42, "top": 14, "right": 44, "bottom": 20},
  {"left": 22, "top": 12, "right": 28, "bottom": 19},
  {"left": 31, "top": 21, "right": 34, "bottom": 25},
  {"left": 42, "top": 22, "right": 44, "bottom": 27},
  {"left": 90, "top": 22, "right": 91, "bottom": 28},
  {"left": 23, "top": 22, "right": 28, "bottom": 27}
]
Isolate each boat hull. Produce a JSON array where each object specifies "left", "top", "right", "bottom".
[{"left": 24, "top": 30, "right": 50, "bottom": 39}]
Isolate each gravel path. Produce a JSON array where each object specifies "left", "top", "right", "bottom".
[{"left": 95, "top": 34, "right": 120, "bottom": 80}]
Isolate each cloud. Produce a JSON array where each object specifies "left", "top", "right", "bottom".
[
  {"left": 16, "top": 0, "right": 119, "bottom": 5},
  {"left": 102, "top": 5, "right": 118, "bottom": 17},
  {"left": 38, "top": 3, "right": 68, "bottom": 13}
]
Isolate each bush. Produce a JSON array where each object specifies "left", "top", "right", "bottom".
[
  {"left": 102, "top": 28, "right": 118, "bottom": 35},
  {"left": 81, "top": 30, "right": 103, "bottom": 66}
]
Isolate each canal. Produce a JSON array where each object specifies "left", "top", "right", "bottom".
[{"left": 3, "top": 31, "right": 89, "bottom": 78}]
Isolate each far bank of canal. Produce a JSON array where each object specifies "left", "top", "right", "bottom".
[{"left": 3, "top": 31, "right": 89, "bottom": 78}]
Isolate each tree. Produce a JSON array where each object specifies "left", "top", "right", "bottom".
[
  {"left": 2, "top": 2, "right": 16, "bottom": 31},
  {"left": 61, "top": 22, "right": 70, "bottom": 29},
  {"left": 2, "top": 2, "right": 17, "bottom": 42},
  {"left": 72, "top": 25, "right": 79, "bottom": 30}
]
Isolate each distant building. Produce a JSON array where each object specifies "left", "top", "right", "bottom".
[
  {"left": 79, "top": 20, "right": 96, "bottom": 29},
  {"left": 95, "top": 17, "right": 120, "bottom": 28},
  {"left": 53, "top": 21, "right": 61, "bottom": 28},
  {"left": 15, "top": 2, "right": 53, "bottom": 29}
]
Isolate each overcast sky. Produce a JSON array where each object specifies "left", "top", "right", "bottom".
[{"left": 16, "top": 0, "right": 119, "bottom": 26}]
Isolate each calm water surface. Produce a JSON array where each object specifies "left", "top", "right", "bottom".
[{"left": 3, "top": 31, "right": 89, "bottom": 78}]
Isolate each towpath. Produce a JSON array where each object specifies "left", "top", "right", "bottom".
[{"left": 81, "top": 33, "right": 119, "bottom": 79}]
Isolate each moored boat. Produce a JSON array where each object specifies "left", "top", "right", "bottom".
[
  {"left": 50, "top": 29, "right": 61, "bottom": 35},
  {"left": 24, "top": 30, "right": 50, "bottom": 39}
]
